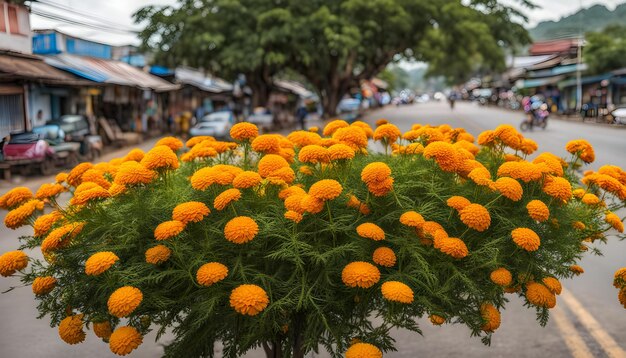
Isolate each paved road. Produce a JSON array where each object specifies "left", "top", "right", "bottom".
[{"left": 1, "top": 102, "right": 625, "bottom": 357}]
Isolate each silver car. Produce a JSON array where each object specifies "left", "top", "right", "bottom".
[{"left": 189, "top": 111, "right": 234, "bottom": 139}]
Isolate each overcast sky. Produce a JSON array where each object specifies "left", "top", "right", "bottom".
[{"left": 29, "top": 0, "right": 626, "bottom": 46}]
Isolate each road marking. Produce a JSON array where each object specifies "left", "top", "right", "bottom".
[
  {"left": 552, "top": 306, "right": 594, "bottom": 358},
  {"left": 560, "top": 288, "right": 626, "bottom": 358}
]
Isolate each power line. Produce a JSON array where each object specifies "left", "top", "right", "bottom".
[
  {"left": 30, "top": 8, "right": 139, "bottom": 34},
  {"left": 33, "top": 0, "right": 139, "bottom": 31}
]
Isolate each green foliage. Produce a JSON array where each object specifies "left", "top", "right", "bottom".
[
  {"left": 585, "top": 25, "right": 626, "bottom": 75},
  {"left": 134, "top": 0, "right": 532, "bottom": 113}
]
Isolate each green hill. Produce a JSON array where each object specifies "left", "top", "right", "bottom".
[{"left": 529, "top": 3, "right": 626, "bottom": 41}]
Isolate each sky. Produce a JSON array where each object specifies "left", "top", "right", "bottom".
[{"left": 28, "top": 0, "right": 626, "bottom": 46}]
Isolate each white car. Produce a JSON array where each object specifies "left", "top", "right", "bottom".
[
  {"left": 189, "top": 111, "right": 233, "bottom": 139},
  {"left": 612, "top": 108, "right": 626, "bottom": 125}
]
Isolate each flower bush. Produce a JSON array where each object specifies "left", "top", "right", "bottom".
[{"left": 1, "top": 123, "right": 625, "bottom": 357}]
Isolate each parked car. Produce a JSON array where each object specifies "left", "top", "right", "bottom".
[
  {"left": 611, "top": 107, "right": 626, "bottom": 124},
  {"left": 337, "top": 98, "right": 362, "bottom": 123},
  {"left": 190, "top": 111, "right": 234, "bottom": 139},
  {"left": 3, "top": 125, "right": 80, "bottom": 175},
  {"left": 47, "top": 115, "right": 103, "bottom": 160}
]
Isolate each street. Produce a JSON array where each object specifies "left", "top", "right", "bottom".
[{"left": 1, "top": 101, "right": 625, "bottom": 357}]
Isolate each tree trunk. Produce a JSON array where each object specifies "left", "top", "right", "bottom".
[
  {"left": 320, "top": 80, "right": 351, "bottom": 119},
  {"left": 250, "top": 80, "right": 271, "bottom": 108}
]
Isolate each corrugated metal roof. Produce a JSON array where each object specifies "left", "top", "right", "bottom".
[
  {"left": 174, "top": 67, "right": 233, "bottom": 93},
  {"left": 44, "top": 53, "right": 178, "bottom": 92},
  {"left": 0, "top": 51, "right": 93, "bottom": 86}
]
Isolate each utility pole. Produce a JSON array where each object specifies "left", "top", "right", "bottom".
[{"left": 575, "top": 0, "right": 583, "bottom": 113}]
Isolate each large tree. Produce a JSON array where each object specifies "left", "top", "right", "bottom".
[
  {"left": 584, "top": 25, "right": 626, "bottom": 75},
  {"left": 135, "top": 0, "right": 532, "bottom": 116}
]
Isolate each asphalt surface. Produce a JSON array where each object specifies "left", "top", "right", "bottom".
[{"left": 1, "top": 101, "right": 625, "bottom": 358}]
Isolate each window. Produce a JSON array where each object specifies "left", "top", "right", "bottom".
[
  {"left": 0, "top": 94, "right": 26, "bottom": 138},
  {"left": 0, "top": 4, "right": 6, "bottom": 33},
  {"left": 7, "top": 6, "right": 19, "bottom": 35}
]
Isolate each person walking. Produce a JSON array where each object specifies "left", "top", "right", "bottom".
[{"left": 296, "top": 105, "right": 308, "bottom": 130}]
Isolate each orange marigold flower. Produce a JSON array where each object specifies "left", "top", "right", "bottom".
[
  {"left": 230, "top": 122, "right": 259, "bottom": 141},
  {"left": 70, "top": 182, "right": 110, "bottom": 206},
  {"left": 525, "top": 282, "right": 556, "bottom": 308},
  {"left": 459, "top": 204, "right": 491, "bottom": 232},
  {"left": 542, "top": 277, "right": 562, "bottom": 295},
  {"left": 230, "top": 284, "right": 269, "bottom": 316},
  {"left": 356, "top": 223, "right": 385, "bottom": 241},
  {"left": 618, "top": 289, "right": 626, "bottom": 308},
  {"left": 446, "top": 196, "right": 471, "bottom": 211},
  {"left": 145, "top": 245, "right": 171, "bottom": 265},
  {"left": 123, "top": 148, "right": 145, "bottom": 162},
  {"left": 299, "top": 165, "right": 313, "bottom": 175},
  {"left": 301, "top": 194, "right": 325, "bottom": 214},
  {"left": 287, "top": 130, "right": 322, "bottom": 147},
  {"left": 373, "top": 123, "right": 401, "bottom": 143},
  {"left": 490, "top": 268, "right": 512, "bottom": 287},
  {"left": 381, "top": 281, "right": 414, "bottom": 304},
  {"left": 284, "top": 194, "right": 305, "bottom": 213},
  {"left": 55, "top": 172, "right": 68, "bottom": 183},
  {"left": 480, "top": 303, "right": 501, "bottom": 332},
  {"left": 572, "top": 188, "right": 586, "bottom": 198},
  {"left": 511, "top": 228, "right": 540, "bottom": 251},
  {"left": 81, "top": 168, "right": 112, "bottom": 189},
  {"left": 495, "top": 177, "right": 523, "bottom": 201},
  {"left": 154, "top": 220, "right": 185, "bottom": 240},
  {"left": 109, "top": 326, "right": 143, "bottom": 356},
  {"left": 399, "top": 211, "right": 425, "bottom": 227},
  {"left": 155, "top": 136, "right": 183, "bottom": 151},
  {"left": 233, "top": 171, "right": 262, "bottom": 189},
  {"left": 375, "top": 119, "right": 389, "bottom": 127},
  {"left": 367, "top": 177, "right": 394, "bottom": 197},
  {"left": 59, "top": 314, "right": 85, "bottom": 345},
  {"left": 284, "top": 210, "right": 303, "bottom": 223},
  {"left": 328, "top": 143, "right": 355, "bottom": 160},
  {"left": 108, "top": 286, "right": 143, "bottom": 318},
  {"left": 309, "top": 179, "right": 342, "bottom": 201},
  {"left": 93, "top": 321, "right": 112, "bottom": 340},
  {"left": 0, "top": 186, "right": 34, "bottom": 209},
  {"left": 258, "top": 154, "right": 289, "bottom": 178},
  {"left": 332, "top": 126, "right": 368, "bottom": 149},
  {"left": 4, "top": 199, "right": 44, "bottom": 229},
  {"left": 196, "top": 262, "right": 228, "bottom": 286},
  {"left": 32, "top": 276, "right": 56, "bottom": 295},
  {"left": 267, "top": 166, "right": 295, "bottom": 184},
  {"left": 520, "top": 138, "right": 539, "bottom": 155},
  {"left": 429, "top": 315, "right": 446, "bottom": 325},
  {"left": 533, "top": 153, "right": 564, "bottom": 177},
  {"left": 85, "top": 251, "right": 119, "bottom": 276},
  {"left": 36, "top": 183, "right": 65, "bottom": 200},
  {"left": 613, "top": 268, "right": 626, "bottom": 289},
  {"left": 108, "top": 183, "right": 127, "bottom": 196},
  {"left": 351, "top": 121, "right": 374, "bottom": 138},
  {"left": 190, "top": 166, "right": 237, "bottom": 190},
  {"left": 477, "top": 130, "right": 497, "bottom": 146},
  {"left": 298, "top": 144, "right": 329, "bottom": 164},
  {"left": 570, "top": 265, "right": 584, "bottom": 275},
  {"left": 251, "top": 134, "right": 281, "bottom": 154},
  {"left": 566, "top": 139, "right": 595, "bottom": 163},
  {"left": 214, "top": 188, "right": 241, "bottom": 211},
  {"left": 33, "top": 211, "right": 63, "bottom": 237},
  {"left": 526, "top": 200, "right": 549, "bottom": 222},
  {"left": 497, "top": 161, "right": 544, "bottom": 183},
  {"left": 543, "top": 176, "right": 572, "bottom": 201},
  {"left": 172, "top": 201, "right": 210, "bottom": 224},
  {"left": 342, "top": 261, "right": 381, "bottom": 288},
  {"left": 41, "top": 222, "right": 84, "bottom": 252},
  {"left": 141, "top": 145, "right": 179, "bottom": 170},
  {"left": 573, "top": 221, "right": 586, "bottom": 230},
  {"left": 605, "top": 212, "right": 624, "bottom": 232},
  {"left": 581, "top": 193, "right": 600, "bottom": 205},
  {"left": 345, "top": 343, "right": 382, "bottom": 358},
  {"left": 453, "top": 140, "right": 479, "bottom": 155},
  {"left": 0, "top": 250, "right": 28, "bottom": 277},
  {"left": 323, "top": 119, "right": 349, "bottom": 136},
  {"left": 423, "top": 141, "right": 461, "bottom": 172},
  {"left": 114, "top": 161, "right": 156, "bottom": 186},
  {"left": 186, "top": 136, "right": 215, "bottom": 148},
  {"left": 437, "top": 237, "right": 468, "bottom": 259},
  {"left": 372, "top": 247, "right": 396, "bottom": 267},
  {"left": 67, "top": 162, "right": 93, "bottom": 187},
  {"left": 224, "top": 216, "right": 258, "bottom": 244},
  {"left": 361, "top": 162, "right": 391, "bottom": 184},
  {"left": 494, "top": 124, "right": 522, "bottom": 149},
  {"left": 278, "top": 186, "right": 306, "bottom": 200}
]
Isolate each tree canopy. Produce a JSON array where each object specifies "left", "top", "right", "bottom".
[
  {"left": 134, "top": 0, "right": 533, "bottom": 115},
  {"left": 584, "top": 25, "right": 626, "bottom": 75}
]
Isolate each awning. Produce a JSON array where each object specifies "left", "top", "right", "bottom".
[
  {"left": 274, "top": 80, "right": 313, "bottom": 98},
  {"left": 515, "top": 75, "right": 565, "bottom": 89},
  {"left": 44, "top": 53, "right": 178, "bottom": 92},
  {"left": 558, "top": 73, "right": 612, "bottom": 88},
  {"left": 0, "top": 51, "right": 93, "bottom": 86},
  {"left": 527, "top": 64, "right": 587, "bottom": 78},
  {"left": 174, "top": 67, "right": 233, "bottom": 93}
]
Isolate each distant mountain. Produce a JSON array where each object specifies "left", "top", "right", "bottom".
[{"left": 529, "top": 3, "right": 626, "bottom": 41}]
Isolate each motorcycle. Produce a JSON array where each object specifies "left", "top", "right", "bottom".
[{"left": 520, "top": 103, "right": 549, "bottom": 132}]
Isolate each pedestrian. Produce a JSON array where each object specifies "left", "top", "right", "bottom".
[{"left": 296, "top": 105, "right": 307, "bottom": 130}]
